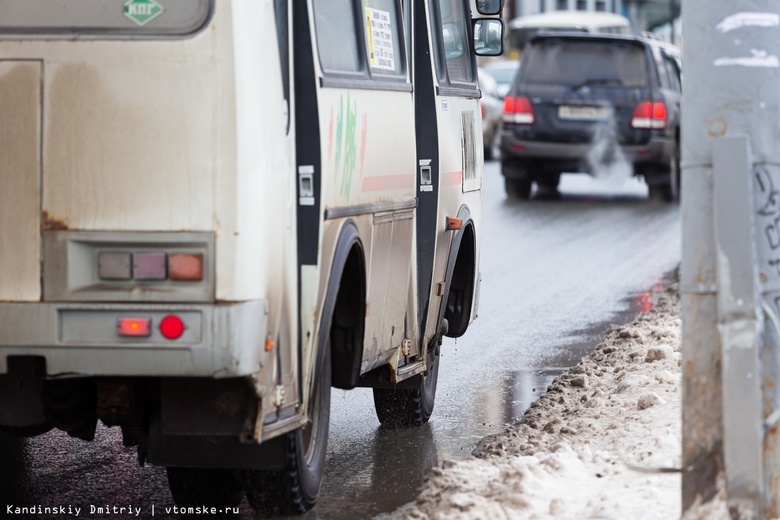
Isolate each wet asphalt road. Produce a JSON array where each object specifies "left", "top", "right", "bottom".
[{"left": 0, "top": 161, "right": 681, "bottom": 519}]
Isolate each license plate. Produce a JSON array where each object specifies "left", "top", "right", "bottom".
[{"left": 558, "top": 105, "right": 609, "bottom": 121}]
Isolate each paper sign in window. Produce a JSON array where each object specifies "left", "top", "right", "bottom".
[{"left": 364, "top": 7, "right": 396, "bottom": 72}]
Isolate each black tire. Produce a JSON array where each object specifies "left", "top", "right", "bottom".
[
  {"left": 647, "top": 141, "right": 680, "bottom": 203},
  {"left": 166, "top": 467, "right": 244, "bottom": 507},
  {"left": 671, "top": 139, "right": 681, "bottom": 201},
  {"left": 504, "top": 178, "right": 532, "bottom": 200},
  {"left": 243, "top": 341, "right": 331, "bottom": 515},
  {"left": 373, "top": 340, "right": 440, "bottom": 428},
  {"left": 537, "top": 173, "right": 561, "bottom": 192},
  {"left": 648, "top": 182, "right": 674, "bottom": 202}
]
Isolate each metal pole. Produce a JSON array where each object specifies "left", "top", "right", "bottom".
[{"left": 682, "top": 1, "right": 780, "bottom": 517}]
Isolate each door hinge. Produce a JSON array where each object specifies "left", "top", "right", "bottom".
[
  {"left": 272, "top": 385, "right": 286, "bottom": 408},
  {"left": 401, "top": 338, "right": 413, "bottom": 356}
]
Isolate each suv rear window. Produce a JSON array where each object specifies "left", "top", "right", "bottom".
[{"left": 521, "top": 39, "right": 648, "bottom": 88}]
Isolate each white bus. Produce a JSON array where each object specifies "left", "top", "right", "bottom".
[
  {"left": 0, "top": 0, "right": 502, "bottom": 514},
  {"left": 508, "top": 10, "right": 631, "bottom": 58}
]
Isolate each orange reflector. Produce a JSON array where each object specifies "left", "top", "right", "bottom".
[
  {"left": 168, "top": 254, "right": 203, "bottom": 281},
  {"left": 117, "top": 317, "right": 152, "bottom": 337},
  {"left": 446, "top": 217, "right": 462, "bottom": 231},
  {"left": 160, "top": 315, "right": 185, "bottom": 340},
  {"left": 265, "top": 337, "right": 275, "bottom": 352}
]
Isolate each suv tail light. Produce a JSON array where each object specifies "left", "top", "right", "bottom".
[
  {"left": 502, "top": 96, "right": 535, "bottom": 125},
  {"left": 631, "top": 101, "right": 667, "bottom": 129}
]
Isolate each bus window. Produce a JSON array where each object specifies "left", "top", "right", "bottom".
[
  {"left": 435, "top": 0, "right": 475, "bottom": 84},
  {"left": 273, "top": 0, "right": 290, "bottom": 133},
  {"left": 313, "top": 0, "right": 362, "bottom": 73},
  {"left": 0, "top": 0, "right": 212, "bottom": 37}
]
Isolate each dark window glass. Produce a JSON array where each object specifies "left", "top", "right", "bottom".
[
  {"left": 556, "top": 0, "right": 568, "bottom": 10},
  {"left": 653, "top": 50, "right": 670, "bottom": 88},
  {"left": 274, "top": 0, "right": 289, "bottom": 133},
  {"left": 664, "top": 53, "right": 682, "bottom": 91},
  {"left": 313, "top": 0, "right": 361, "bottom": 72},
  {"left": 522, "top": 39, "right": 649, "bottom": 87},
  {"left": 436, "top": 0, "right": 474, "bottom": 84},
  {"left": 576, "top": 0, "right": 587, "bottom": 10},
  {"left": 0, "top": 0, "right": 212, "bottom": 37}
]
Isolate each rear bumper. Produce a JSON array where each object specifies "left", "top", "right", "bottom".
[
  {"left": 0, "top": 300, "right": 268, "bottom": 378},
  {"left": 501, "top": 131, "right": 674, "bottom": 176}
]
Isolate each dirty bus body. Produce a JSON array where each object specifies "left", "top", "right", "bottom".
[{"left": 0, "top": 0, "right": 502, "bottom": 512}]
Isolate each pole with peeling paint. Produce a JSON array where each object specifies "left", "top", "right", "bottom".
[{"left": 682, "top": 3, "right": 780, "bottom": 517}]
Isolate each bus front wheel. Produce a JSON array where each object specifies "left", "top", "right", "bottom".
[{"left": 372, "top": 339, "right": 440, "bottom": 428}]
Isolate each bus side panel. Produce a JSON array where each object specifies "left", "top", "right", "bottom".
[
  {"left": 421, "top": 95, "right": 483, "bottom": 345},
  {"left": 316, "top": 88, "right": 416, "bottom": 368},
  {"left": 0, "top": 61, "right": 41, "bottom": 302}
]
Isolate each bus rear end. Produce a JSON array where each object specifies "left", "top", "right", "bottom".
[{"left": 0, "top": 0, "right": 298, "bottom": 476}]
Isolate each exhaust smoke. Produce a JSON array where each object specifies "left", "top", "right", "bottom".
[{"left": 586, "top": 107, "right": 632, "bottom": 185}]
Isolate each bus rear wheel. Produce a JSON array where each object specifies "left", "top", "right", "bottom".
[
  {"left": 243, "top": 341, "right": 331, "bottom": 515},
  {"left": 166, "top": 467, "right": 244, "bottom": 507},
  {"left": 373, "top": 340, "right": 440, "bottom": 428}
]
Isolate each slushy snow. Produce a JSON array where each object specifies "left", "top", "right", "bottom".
[{"left": 382, "top": 277, "right": 731, "bottom": 519}]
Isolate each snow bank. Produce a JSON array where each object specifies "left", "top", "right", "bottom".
[{"left": 383, "top": 282, "right": 687, "bottom": 519}]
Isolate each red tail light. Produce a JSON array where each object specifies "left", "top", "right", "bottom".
[
  {"left": 480, "top": 101, "right": 486, "bottom": 119},
  {"left": 160, "top": 315, "right": 185, "bottom": 340},
  {"left": 631, "top": 101, "right": 667, "bottom": 129},
  {"left": 502, "top": 96, "right": 535, "bottom": 125}
]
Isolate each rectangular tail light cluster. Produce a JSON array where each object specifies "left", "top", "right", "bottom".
[{"left": 98, "top": 252, "right": 203, "bottom": 281}]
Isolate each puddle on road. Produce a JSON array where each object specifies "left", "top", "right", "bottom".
[{"left": 498, "top": 274, "right": 672, "bottom": 423}]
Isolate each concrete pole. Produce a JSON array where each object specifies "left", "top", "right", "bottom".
[{"left": 682, "top": 2, "right": 780, "bottom": 517}]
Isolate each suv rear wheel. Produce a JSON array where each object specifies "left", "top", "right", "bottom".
[
  {"left": 505, "top": 178, "right": 532, "bottom": 199},
  {"left": 648, "top": 140, "right": 680, "bottom": 203}
]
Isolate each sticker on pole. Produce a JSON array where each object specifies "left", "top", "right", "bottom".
[
  {"left": 124, "top": 0, "right": 164, "bottom": 26},
  {"left": 364, "top": 7, "right": 396, "bottom": 72}
]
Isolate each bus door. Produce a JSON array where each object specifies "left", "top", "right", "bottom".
[
  {"left": 306, "top": 0, "right": 418, "bottom": 385},
  {"left": 416, "top": 0, "right": 484, "bottom": 350}
]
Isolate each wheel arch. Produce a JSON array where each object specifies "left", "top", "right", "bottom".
[
  {"left": 317, "top": 220, "right": 366, "bottom": 391},
  {"left": 438, "top": 205, "right": 478, "bottom": 339}
]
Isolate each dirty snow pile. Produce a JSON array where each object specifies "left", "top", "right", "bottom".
[{"left": 391, "top": 284, "right": 688, "bottom": 519}]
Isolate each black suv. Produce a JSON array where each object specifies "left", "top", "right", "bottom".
[{"left": 500, "top": 32, "right": 682, "bottom": 200}]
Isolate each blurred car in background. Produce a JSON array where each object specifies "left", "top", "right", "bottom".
[
  {"left": 481, "top": 60, "right": 520, "bottom": 98},
  {"left": 500, "top": 33, "right": 682, "bottom": 200},
  {"left": 478, "top": 68, "right": 504, "bottom": 160}
]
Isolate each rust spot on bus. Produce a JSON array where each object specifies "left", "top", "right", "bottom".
[{"left": 41, "top": 211, "right": 69, "bottom": 231}]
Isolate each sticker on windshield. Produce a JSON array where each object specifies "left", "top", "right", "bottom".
[
  {"left": 364, "top": 7, "right": 396, "bottom": 71},
  {"left": 124, "top": 0, "right": 164, "bottom": 26}
]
